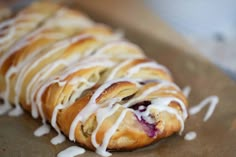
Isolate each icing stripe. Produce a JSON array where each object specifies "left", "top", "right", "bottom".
[{"left": 189, "top": 96, "right": 219, "bottom": 122}]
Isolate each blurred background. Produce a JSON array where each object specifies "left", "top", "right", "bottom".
[
  {"left": 146, "top": 0, "right": 236, "bottom": 80},
  {"left": 1, "top": 0, "right": 235, "bottom": 80}
]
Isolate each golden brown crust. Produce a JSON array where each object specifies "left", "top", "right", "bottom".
[{"left": 0, "top": 2, "right": 188, "bottom": 153}]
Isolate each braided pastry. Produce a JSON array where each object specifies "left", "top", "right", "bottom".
[{"left": 0, "top": 2, "right": 188, "bottom": 156}]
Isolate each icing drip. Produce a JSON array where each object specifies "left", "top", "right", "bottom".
[
  {"left": 51, "top": 104, "right": 66, "bottom": 145},
  {"left": 57, "top": 146, "right": 85, "bottom": 157},
  {"left": 182, "top": 86, "right": 191, "bottom": 98},
  {"left": 8, "top": 105, "right": 23, "bottom": 117},
  {"left": 189, "top": 96, "right": 219, "bottom": 122},
  {"left": 184, "top": 131, "right": 197, "bottom": 141},
  {"left": 51, "top": 134, "right": 66, "bottom": 145},
  {"left": 34, "top": 123, "right": 51, "bottom": 137}
]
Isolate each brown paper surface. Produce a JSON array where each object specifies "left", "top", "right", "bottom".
[{"left": 0, "top": 0, "right": 235, "bottom": 156}]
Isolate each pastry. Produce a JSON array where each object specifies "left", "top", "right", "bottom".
[{"left": 0, "top": 2, "right": 188, "bottom": 157}]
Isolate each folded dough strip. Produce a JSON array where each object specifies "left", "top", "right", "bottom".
[{"left": 0, "top": 2, "right": 60, "bottom": 56}]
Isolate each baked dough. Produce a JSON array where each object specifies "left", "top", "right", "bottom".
[{"left": 0, "top": 2, "right": 188, "bottom": 156}]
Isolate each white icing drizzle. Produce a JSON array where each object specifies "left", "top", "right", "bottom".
[
  {"left": 96, "top": 109, "right": 128, "bottom": 157},
  {"left": 122, "top": 81, "right": 187, "bottom": 135},
  {"left": 69, "top": 78, "right": 139, "bottom": 141},
  {"left": 91, "top": 101, "right": 121, "bottom": 148},
  {"left": 50, "top": 79, "right": 96, "bottom": 145},
  {"left": 0, "top": 19, "right": 14, "bottom": 30},
  {"left": 152, "top": 98, "right": 185, "bottom": 134},
  {"left": 184, "top": 131, "right": 197, "bottom": 141},
  {"left": 12, "top": 34, "right": 90, "bottom": 117},
  {"left": 25, "top": 60, "right": 70, "bottom": 105},
  {"left": 13, "top": 43, "right": 71, "bottom": 119},
  {"left": 106, "top": 59, "right": 171, "bottom": 83},
  {"left": 134, "top": 97, "right": 186, "bottom": 134},
  {"left": 57, "top": 146, "right": 85, "bottom": 157},
  {"left": 105, "top": 59, "right": 133, "bottom": 81},
  {"left": 0, "top": 13, "right": 47, "bottom": 57},
  {"left": 34, "top": 123, "right": 51, "bottom": 137},
  {"left": 0, "top": 16, "right": 92, "bottom": 116},
  {"left": 182, "top": 86, "right": 191, "bottom": 98},
  {"left": 123, "top": 81, "right": 180, "bottom": 107},
  {"left": 0, "top": 7, "right": 93, "bottom": 67},
  {"left": 0, "top": 67, "right": 16, "bottom": 115},
  {"left": 0, "top": 26, "right": 15, "bottom": 44},
  {"left": 0, "top": 13, "right": 44, "bottom": 44},
  {"left": 126, "top": 62, "right": 170, "bottom": 77},
  {"left": 93, "top": 40, "right": 144, "bottom": 59},
  {"left": 32, "top": 58, "right": 114, "bottom": 121},
  {"left": 51, "top": 104, "right": 66, "bottom": 145},
  {"left": 189, "top": 96, "right": 219, "bottom": 122}
]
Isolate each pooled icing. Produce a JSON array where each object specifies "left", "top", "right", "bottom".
[
  {"left": 34, "top": 123, "right": 51, "bottom": 137},
  {"left": 57, "top": 146, "right": 85, "bottom": 157},
  {"left": 184, "top": 131, "right": 197, "bottom": 141}
]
